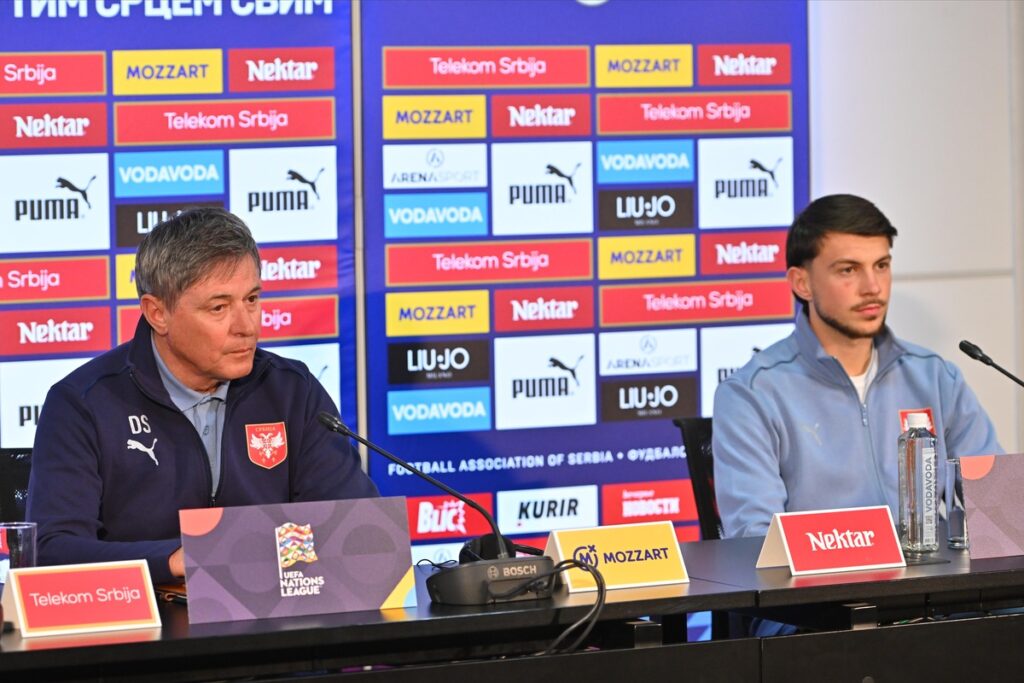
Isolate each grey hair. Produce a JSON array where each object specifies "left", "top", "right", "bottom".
[{"left": 135, "top": 208, "right": 260, "bottom": 310}]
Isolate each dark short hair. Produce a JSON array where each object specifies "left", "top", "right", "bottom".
[
  {"left": 786, "top": 194, "right": 898, "bottom": 269},
  {"left": 135, "top": 208, "right": 260, "bottom": 310}
]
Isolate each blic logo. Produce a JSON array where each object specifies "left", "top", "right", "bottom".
[{"left": 417, "top": 499, "right": 467, "bottom": 535}]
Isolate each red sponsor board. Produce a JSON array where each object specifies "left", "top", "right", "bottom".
[
  {"left": 0, "top": 306, "right": 111, "bottom": 356},
  {"left": 386, "top": 239, "right": 592, "bottom": 286},
  {"left": 491, "top": 94, "right": 591, "bottom": 138},
  {"left": 114, "top": 97, "right": 335, "bottom": 145},
  {"left": 0, "top": 256, "right": 109, "bottom": 303},
  {"left": 0, "top": 102, "right": 106, "bottom": 149},
  {"left": 259, "top": 245, "right": 338, "bottom": 293},
  {"left": 600, "top": 278, "right": 793, "bottom": 327},
  {"left": 602, "top": 479, "right": 697, "bottom": 526},
  {"left": 699, "top": 230, "right": 787, "bottom": 275},
  {"left": 407, "top": 493, "right": 494, "bottom": 541},
  {"left": 597, "top": 91, "right": 791, "bottom": 134},
  {"left": 697, "top": 44, "right": 792, "bottom": 86},
  {"left": 0, "top": 52, "right": 106, "bottom": 96},
  {"left": 12, "top": 562, "right": 159, "bottom": 636},
  {"left": 259, "top": 295, "right": 338, "bottom": 341},
  {"left": 117, "top": 306, "right": 141, "bottom": 344},
  {"left": 777, "top": 507, "right": 904, "bottom": 575},
  {"left": 383, "top": 47, "right": 590, "bottom": 88},
  {"left": 494, "top": 285, "right": 594, "bottom": 332},
  {"left": 228, "top": 47, "right": 335, "bottom": 92},
  {"left": 674, "top": 525, "right": 701, "bottom": 543}
]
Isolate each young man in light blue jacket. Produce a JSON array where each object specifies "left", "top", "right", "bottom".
[{"left": 713, "top": 194, "right": 1002, "bottom": 539}]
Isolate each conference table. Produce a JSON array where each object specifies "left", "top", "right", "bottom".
[{"left": 4, "top": 537, "right": 1024, "bottom": 682}]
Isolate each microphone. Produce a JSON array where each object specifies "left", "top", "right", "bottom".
[
  {"left": 317, "top": 412, "right": 555, "bottom": 605},
  {"left": 959, "top": 340, "right": 1024, "bottom": 388}
]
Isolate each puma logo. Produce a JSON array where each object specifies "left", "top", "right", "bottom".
[
  {"left": 749, "top": 158, "right": 782, "bottom": 188},
  {"left": 549, "top": 355, "right": 584, "bottom": 387},
  {"left": 545, "top": 163, "right": 582, "bottom": 193},
  {"left": 127, "top": 438, "right": 159, "bottom": 466},
  {"left": 56, "top": 175, "right": 97, "bottom": 208},
  {"left": 287, "top": 168, "right": 325, "bottom": 200},
  {"left": 800, "top": 423, "right": 822, "bottom": 447}
]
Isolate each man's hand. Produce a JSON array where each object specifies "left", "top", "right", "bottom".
[{"left": 169, "top": 547, "right": 185, "bottom": 577}]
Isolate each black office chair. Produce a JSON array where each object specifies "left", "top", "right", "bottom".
[
  {"left": 672, "top": 417, "right": 722, "bottom": 541},
  {"left": 0, "top": 449, "right": 32, "bottom": 522}
]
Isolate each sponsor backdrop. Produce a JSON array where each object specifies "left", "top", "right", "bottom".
[
  {"left": 360, "top": 0, "right": 808, "bottom": 567},
  {"left": 0, "top": 3, "right": 360, "bottom": 448}
]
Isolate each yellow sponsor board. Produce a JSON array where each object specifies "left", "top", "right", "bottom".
[
  {"left": 115, "top": 254, "right": 138, "bottom": 300},
  {"left": 547, "top": 521, "right": 688, "bottom": 591},
  {"left": 113, "top": 49, "right": 223, "bottom": 95},
  {"left": 386, "top": 290, "right": 490, "bottom": 336},
  {"left": 382, "top": 95, "right": 487, "bottom": 139},
  {"left": 598, "top": 234, "right": 695, "bottom": 280},
  {"left": 595, "top": 44, "right": 693, "bottom": 88}
]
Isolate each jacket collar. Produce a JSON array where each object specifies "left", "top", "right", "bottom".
[{"left": 794, "top": 307, "right": 907, "bottom": 385}]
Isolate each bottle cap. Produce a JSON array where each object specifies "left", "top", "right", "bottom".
[{"left": 907, "top": 412, "right": 930, "bottom": 430}]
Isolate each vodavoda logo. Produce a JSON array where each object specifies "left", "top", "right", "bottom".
[
  {"left": 113, "top": 150, "right": 224, "bottom": 198},
  {"left": 599, "top": 328, "right": 697, "bottom": 376},
  {"left": 490, "top": 141, "right": 593, "bottom": 236},
  {"left": 496, "top": 485, "right": 599, "bottom": 534},
  {"left": 596, "top": 139, "right": 694, "bottom": 185},
  {"left": 383, "top": 192, "right": 488, "bottom": 239},
  {"left": 0, "top": 152, "right": 109, "bottom": 254},
  {"left": 698, "top": 322, "right": 793, "bottom": 416},
  {"left": 387, "top": 340, "right": 489, "bottom": 385},
  {"left": 264, "top": 341, "right": 342, "bottom": 414},
  {"left": 229, "top": 145, "right": 337, "bottom": 243},
  {"left": 0, "top": 357, "right": 87, "bottom": 448},
  {"left": 387, "top": 386, "right": 491, "bottom": 435},
  {"left": 382, "top": 143, "right": 487, "bottom": 190},
  {"left": 698, "top": 136, "right": 793, "bottom": 229},
  {"left": 494, "top": 333, "right": 596, "bottom": 430},
  {"left": 600, "top": 377, "right": 697, "bottom": 421}
]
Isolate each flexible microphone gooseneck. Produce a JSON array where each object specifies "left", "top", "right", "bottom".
[
  {"left": 959, "top": 340, "right": 1024, "bottom": 388},
  {"left": 317, "top": 411, "right": 555, "bottom": 605}
]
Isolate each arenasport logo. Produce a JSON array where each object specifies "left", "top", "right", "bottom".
[
  {"left": 698, "top": 136, "right": 793, "bottom": 229},
  {"left": 0, "top": 152, "right": 109, "bottom": 254},
  {"left": 598, "top": 328, "right": 697, "bottom": 376},
  {"left": 229, "top": 145, "right": 338, "bottom": 243},
  {"left": 698, "top": 322, "right": 793, "bottom": 417},
  {"left": 490, "top": 141, "right": 593, "bottom": 236},
  {"left": 494, "top": 333, "right": 596, "bottom": 430},
  {"left": 383, "top": 143, "right": 487, "bottom": 190},
  {"left": 0, "top": 357, "right": 88, "bottom": 448}
]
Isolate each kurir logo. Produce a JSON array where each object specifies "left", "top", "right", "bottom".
[
  {"left": 127, "top": 437, "right": 158, "bottom": 466},
  {"left": 246, "top": 421, "right": 288, "bottom": 469}
]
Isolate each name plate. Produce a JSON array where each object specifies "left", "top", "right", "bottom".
[
  {"left": 546, "top": 521, "right": 688, "bottom": 592},
  {"left": 756, "top": 506, "right": 905, "bottom": 576},
  {"left": 180, "top": 497, "right": 416, "bottom": 624},
  {"left": 8, "top": 560, "right": 160, "bottom": 638}
]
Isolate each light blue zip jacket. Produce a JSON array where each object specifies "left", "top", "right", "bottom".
[{"left": 712, "top": 312, "right": 1003, "bottom": 538}]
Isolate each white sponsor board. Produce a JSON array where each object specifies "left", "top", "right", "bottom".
[
  {"left": 263, "top": 341, "right": 341, "bottom": 413},
  {"left": 382, "top": 143, "right": 487, "bottom": 190},
  {"left": 697, "top": 136, "right": 793, "bottom": 229},
  {"left": 599, "top": 328, "right": 697, "bottom": 377},
  {"left": 410, "top": 542, "right": 465, "bottom": 566},
  {"left": 491, "top": 141, "right": 593, "bottom": 235},
  {"left": 229, "top": 145, "right": 338, "bottom": 243},
  {"left": 699, "top": 322, "right": 794, "bottom": 416},
  {"left": 0, "top": 357, "right": 89, "bottom": 448},
  {"left": 497, "top": 484, "right": 599, "bottom": 534},
  {"left": 494, "top": 333, "right": 596, "bottom": 430},
  {"left": 0, "top": 153, "right": 109, "bottom": 254}
]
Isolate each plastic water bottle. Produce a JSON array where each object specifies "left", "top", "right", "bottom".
[{"left": 898, "top": 412, "right": 939, "bottom": 554}]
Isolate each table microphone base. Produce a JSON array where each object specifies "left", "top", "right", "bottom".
[{"left": 426, "top": 556, "right": 555, "bottom": 605}]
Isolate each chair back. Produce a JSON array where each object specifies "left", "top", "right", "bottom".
[
  {"left": 0, "top": 449, "right": 32, "bottom": 522},
  {"left": 672, "top": 417, "right": 721, "bottom": 540}
]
